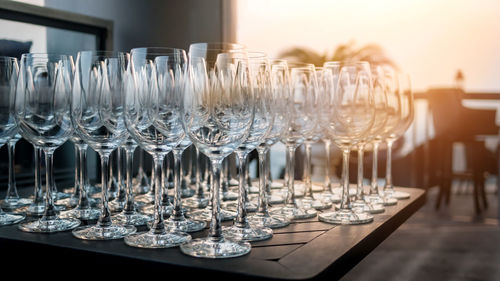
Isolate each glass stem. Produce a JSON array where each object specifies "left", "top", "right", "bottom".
[
  {"left": 356, "top": 144, "right": 365, "bottom": 201},
  {"left": 195, "top": 147, "right": 205, "bottom": 198},
  {"left": 324, "top": 140, "right": 332, "bottom": 193},
  {"left": 41, "top": 150, "right": 57, "bottom": 220},
  {"left": 235, "top": 151, "right": 249, "bottom": 227},
  {"left": 161, "top": 155, "right": 171, "bottom": 207},
  {"left": 208, "top": 159, "right": 223, "bottom": 240},
  {"left": 304, "top": 143, "right": 313, "bottom": 198},
  {"left": 285, "top": 146, "right": 296, "bottom": 206},
  {"left": 385, "top": 140, "right": 395, "bottom": 191},
  {"left": 265, "top": 149, "right": 272, "bottom": 193},
  {"left": 370, "top": 141, "right": 380, "bottom": 195},
  {"left": 124, "top": 148, "right": 136, "bottom": 214},
  {"left": 257, "top": 146, "right": 270, "bottom": 215},
  {"left": 98, "top": 154, "right": 112, "bottom": 227},
  {"left": 172, "top": 149, "right": 185, "bottom": 220},
  {"left": 151, "top": 155, "right": 166, "bottom": 234},
  {"left": 190, "top": 146, "right": 197, "bottom": 185},
  {"left": 339, "top": 148, "right": 351, "bottom": 210},
  {"left": 33, "top": 147, "right": 43, "bottom": 206},
  {"left": 116, "top": 148, "right": 125, "bottom": 200},
  {"left": 6, "top": 139, "right": 19, "bottom": 200},
  {"left": 78, "top": 144, "right": 91, "bottom": 209},
  {"left": 72, "top": 145, "right": 81, "bottom": 199}
]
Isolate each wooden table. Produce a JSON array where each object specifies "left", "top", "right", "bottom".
[{"left": 0, "top": 187, "right": 425, "bottom": 280}]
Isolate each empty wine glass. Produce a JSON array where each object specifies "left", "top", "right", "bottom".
[
  {"left": 133, "top": 148, "right": 150, "bottom": 194},
  {"left": 350, "top": 66, "right": 387, "bottom": 214},
  {"left": 180, "top": 45, "right": 254, "bottom": 258},
  {"left": 271, "top": 63, "right": 318, "bottom": 220},
  {"left": 123, "top": 47, "right": 191, "bottom": 248},
  {"left": 383, "top": 70, "right": 414, "bottom": 199},
  {"left": 0, "top": 56, "right": 25, "bottom": 225},
  {"left": 16, "top": 54, "right": 80, "bottom": 232},
  {"left": 112, "top": 137, "right": 152, "bottom": 226},
  {"left": 248, "top": 58, "right": 290, "bottom": 229},
  {"left": 222, "top": 53, "right": 273, "bottom": 242},
  {"left": 59, "top": 133, "right": 101, "bottom": 220},
  {"left": 299, "top": 67, "right": 332, "bottom": 210},
  {"left": 71, "top": 51, "right": 135, "bottom": 239},
  {"left": 318, "top": 62, "right": 375, "bottom": 225}
]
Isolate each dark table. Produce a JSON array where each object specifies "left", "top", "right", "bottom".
[{"left": 0, "top": 187, "right": 425, "bottom": 280}]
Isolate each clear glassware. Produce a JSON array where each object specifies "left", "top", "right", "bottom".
[
  {"left": 166, "top": 136, "right": 206, "bottom": 232},
  {"left": 59, "top": 134, "right": 101, "bottom": 220},
  {"left": 15, "top": 54, "right": 80, "bottom": 232},
  {"left": 135, "top": 159, "right": 156, "bottom": 204},
  {"left": 123, "top": 47, "right": 191, "bottom": 248},
  {"left": 1, "top": 132, "right": 33, "bottom": 210},
  {"left": 248, "top": 58, "right": 290, "bottom": 229},
  {"left": 183, "top": 146, "right": 210, "bottom": 208},
  {"left": 133, "top": 148, "right": 150, "bottom": 194},
  {"left": 112, "top": 138, "right": 152, "bottom": 226},
  {"left": 318, "top": 62, "right": 376, "bottom": 225},
  {"left": 299, "top": 67, "right": 332, "bottom": 210},
  {"left": 108, "top": 147, "right": 127, "bottom": 212},
  {"left": 222, "top": 54, "right": 273, "bottom": 242},
  {"left": 221, "top": 157, "right": 238, "bottom": 200},
  {"left": 271, "top": 63, "right": 318, "bottom": 220},
  {"left": 180, "top": 150, "right": 196, "bottom": 198},
  {"left": 180, "top": 43, "right": 253, "bottom": 258},
  {"left": 71, "top": 51, "right": 135, "bottom": 239},
  {"left": 0, "top": 56, "right": 25, "bottom": 225},
  {"left": 347, "top": 66, "right": 388, "bottom": 214},
  {"left": 383, "top": 71, "right": 414, "bottom": 200}
]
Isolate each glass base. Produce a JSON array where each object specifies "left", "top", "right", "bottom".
[
  {"left": 188, "top": 208, "right": 236, "bottom": 222},
  {"left": 112, "top": 211, "right": 153, "bottom": 226},
  {"left": 18, "top": 203, "right": 66, "bottom": 217},
  {"left": 300, "top": 196, "right": 332, "bottom": 210},
  {"left": 0, "top": 212, "right": 25, "bottom": 225},
  {"left": 222, "top": 201, "right": 258, "bottom": 213},
  {"left": 124, "top": 230, "right": 191, "bottom": 248},
  {"left": 109, "top": 199, "right": 126, "bottom": 213},
  {"left": 351, "top": 200, "right": 385, "bottom": 214},
  {"left": 365, "top": 194, "right": 398, "bottom": 206},
  {"left": 248, "top": 213, "right": 290, "bottom": 229},
  {"left": 133, "top": 176, "right": 150, "bottom": 195},
  {"left": 135, "top": 193, "right": 155, "bottom": 204},
  {"left": 248, "top": 185, "right": 260, "bottom": 194},
  {"left": 270, "top": 181, "right": 284, "bottom": 189},
  {"left": 312, "top": 183, "right": 325, "bottom": 192},
  {"left": 180, "top": 237, "right": 251, "bottom": 259},
  {"left": 318, "top": 209, "right": 373, "bottom": 225},
  {"left": 271, "top": 205, "right": 317, "bottom": 220},
  {"left": 165, "top": 217, "right": 206, "bottom": 233},
  {"left": 181, "top": 188, "right": 196, "bottom": 198},
  {"left": 1, "top": 198, "right": 33, "bottom": 210},
  {"left": 386, "top": 190, "right": 411, "bottom": 200},
  {"left": 321, "top": 192, "right": 341, "bottom": 204},
  {"left": 222, "top": 191, "right": 238, "bottom": 201},
  {"left": 72, "top": 224, "right": 136, "bottom": 240},
  {"left": 183, "top": 196, "right": 209, "bottom": 209},
  {"left": 18, "top": 217, "right": 80, "bottom": 233},
  {"left": 57, "top": 197, "right": 99, "bottom": 209},
  {"left": 59, "top": 207, "right": 101, "bottom": 220},
  {"left": 140, "top": 204, "right": 174, "bottom": 219},
  {"left": 229, "top": 179, "right": 239, "bottom": 186},
  {"left": 222, "top": 224, "right": 272, "bottom": 242},
  {"left": 268, "top": 193, "right": 285, "bottom": 204}
]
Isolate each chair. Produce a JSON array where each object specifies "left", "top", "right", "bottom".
[{"left": 427, "top": 88, "right": 498, "bottom": 213}]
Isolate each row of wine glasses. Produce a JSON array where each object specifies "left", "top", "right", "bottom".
[{"left": 0, "top": 42, "right": 414, "bottom": 259}]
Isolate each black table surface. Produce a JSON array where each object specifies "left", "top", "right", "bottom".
[{"left": 0, "top": 186, "right": 425, "bottom": 280}]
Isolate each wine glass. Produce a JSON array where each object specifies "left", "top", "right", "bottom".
[
  {"left": 71, "top": 51, "right": 135, "bottom": 239},
  {"left": 16, "top": 54, "right": 80, "bottom": 232},
  {"left": 248, "top": 58, "right": 291, "bottom": 229},
  {"left": 59, "top": 133, "right": 101, "bottom": 220},
  {"left": 221, "top": 53, "right": 274, "bottom": 242},
  {"left": 123, "top": 47, "right": 191, "bottom": 248},
  {"left": 318, "top": 62, "right": 376, "bottom": 225},
  {"left": 133, "top": 148, "right": 150, "bottom": 194},
  {"left": 383, "top": 70, "right": 414, "bottom": 199},
  {"left": 271, "top": 63, "right": 318, "bottom": 220},
  {"left": 180, "top": 47, "right": 254, "bottom": 258},
  {"left": 350, "top": 66, "right": 388, "bottom": 214},
  {"left": 183, "top": 146, "right": 210, "bottom": 208},
  {"left": 112, "top": 137, "right": 152, "bottom": 226},
  {"left": 0, "top": 56, "right": 25, "bottom": 225},
  {"left": 299, "top": 67, "right": 332, "bottom": 210}
]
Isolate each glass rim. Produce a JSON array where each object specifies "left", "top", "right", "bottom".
[
  {"left": 189, "top": 42, "right": 245, "bottom": 51},
  {"left": 77, "top": 50, "right": 128, "bottom": 57},
  {"left": 0, "top": 56, "right": 17, "bottom": 63},
  {"left": 21, "top": 53, "right": 73, "bottom": 60},
  {"left": 130, "top": 47, "right": 186, "bottom": 56}
]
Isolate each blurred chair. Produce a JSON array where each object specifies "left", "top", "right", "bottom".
[{"left": 427, "top": 88, "right": 498, "bottom": 213}]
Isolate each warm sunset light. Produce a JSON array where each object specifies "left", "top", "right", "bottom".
[{"left": 237, "top": 0, "right": 500, "bottom": 92}]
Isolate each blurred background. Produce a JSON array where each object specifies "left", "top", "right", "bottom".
[{"left": 0, "top": 0, "right": 499, "bottom": 279}]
